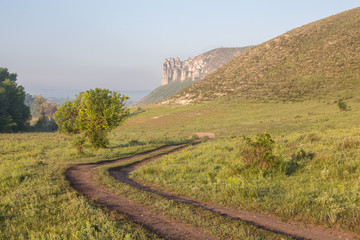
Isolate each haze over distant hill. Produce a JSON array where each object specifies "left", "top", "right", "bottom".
[
  {"left": 25, "top": 88, "right": 150, "bottom": 105},
  {"left": 164, "top": 7, "right": 360, "bottom": 105},
  {"left": 136, "top": 47, "right": 252, "bottom": 106}
]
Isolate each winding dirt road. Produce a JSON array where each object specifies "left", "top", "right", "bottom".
[
  {"left": 66, "top": 133, "right": 358, "bottom": 240},
  {"left": 66, "top": 144, "right": 217, "bottom": 240}
]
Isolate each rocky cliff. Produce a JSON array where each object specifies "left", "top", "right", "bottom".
[
  {"left": 161, "top": 47, "right": 252, "bottom": 86},
  {"left": 135, "top": 46, "right": 252, "bottom": 106}
]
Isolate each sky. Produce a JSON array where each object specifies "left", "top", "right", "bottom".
[{"left": 0, "top": 0, "right": 359, "bottom": 96}]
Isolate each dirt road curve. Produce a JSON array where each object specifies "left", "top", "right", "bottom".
[
  {"left": 66, "top": 133, "right": 358, "bottom": 240},
  {"left": 66, "top": 144, "right": 217, "bottom": 240}
]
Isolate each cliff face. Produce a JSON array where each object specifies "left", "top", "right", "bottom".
[
  {"left": 161, "top": 47, "right": 252, "bottom": 86},
  {"left": 135, "top": 46, "right": 252, "bottom": 106}
]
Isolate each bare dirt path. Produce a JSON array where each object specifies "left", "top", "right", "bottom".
[
  {"left": 112, "top": 161, "right": 357, "bottom": 240},
  {"left": 66, "top": 133, "right": 358, "bottom": 240},
  {"left": 66, "top": 144, "right": 217, "bottom": 240}
]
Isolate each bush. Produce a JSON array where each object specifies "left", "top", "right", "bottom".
[
  {"left": 291, "top": 149, "right": 315, "bottom": 162},
  {"left": 337, "top": 99, "right": 348, "bottom": 111},
  {"left": 285, "top": 149, "right": 315, "bottom": 175},
  {"left": 54, "top": 88, "right": 129, "bottom": 149},
  {"left": 240, "top": 133, "right": 279, "bottom": 170},
  {"left": 72, "top": 136, "right": 86, "bottom": 154}
]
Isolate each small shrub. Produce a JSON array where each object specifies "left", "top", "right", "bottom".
[
  {"left": 72, "top": 136, "right": 86, "bottom": 154},
  {"left": 128, "top": 140, "right": 145, "bottom": 146},
  {"left": 291, "top": 149, "right": 315, "bottom": 162},
  {"left": 337, "top": 99, "right": 348, "bottom": 111},
  {"left": 285, "top": 149, "right": 315, "bottom": 175},
  {"left": 239, "top": 133, "right": 279, "bottom": 170}
]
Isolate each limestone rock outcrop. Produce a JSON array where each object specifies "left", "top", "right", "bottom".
[{"left": 161, "top": 47, "right": 252, "bottom": 86}]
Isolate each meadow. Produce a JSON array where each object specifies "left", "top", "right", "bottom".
[
  {"left": 1, "top": 96, "right": 360, "bottom": 239},
  {"left": 0, "top": 131, "right": 169, "bottom": 239},
  {"left": 131, "top": 98, "right": 360, "bottom": 234}
]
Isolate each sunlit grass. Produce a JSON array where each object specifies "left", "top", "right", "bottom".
[
  {"left": 131, "top": 99, "right": 360, "bottom": 234},
  {"left": 0, "top": 132, "right": 164, "bottom": 239},
  {"left": 2, "top": 98, "right": 360, "bottom": 238},
  {"left": 94, "top": 151, "right": 292, "bottom": 240}
]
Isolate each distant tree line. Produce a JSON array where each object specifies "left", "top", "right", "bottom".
[
  {"left": 0, "top": 67, "right": 127, "bottom": 138},
  {"left": 25, "top": 94, "right": 58, "bottom": 131},
  {"left": 0, "top": 68, "right": 30, "bottom": 132}
]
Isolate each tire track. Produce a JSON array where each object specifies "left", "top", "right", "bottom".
[
  {"left": 66, "top": 143, "right": 217, "bottom": 240},
  {"left": 66, "top": 133, "right": 358, "bottom": 240},
  {"left": 107, "top": 137, "right": 358, "bottom": 240}
]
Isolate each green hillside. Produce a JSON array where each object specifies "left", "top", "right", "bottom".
[
  {"left": 166, "top": 7, "right": 360, "bottom": 104},
  {"left": 134, "top": 80, "right": 194, "bottom": 106}
]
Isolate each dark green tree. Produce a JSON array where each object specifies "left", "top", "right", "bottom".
[
  {"left": 0, "top": 68, "right": 17, "bottom": 82},
  {"left": 54, "top": 88, "right": 129, "bottom": 148},
  {"left": 0, "top": 68, "right": 30, "bottom": 132}
]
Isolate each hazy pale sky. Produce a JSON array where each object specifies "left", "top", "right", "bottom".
[{"left": 1, "top": 0, "right": 359, "bottom": 93}]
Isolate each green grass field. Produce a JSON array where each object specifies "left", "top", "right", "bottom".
[
  {"left": 130, "top": 98, "right": 360, "bottom": 234},
  {"left": 1, "top": 97, "right": 360, "bottom": 238},
  {"left": 94, "top": 143, "right": 292, "bottom": 239},
  {"left": 0, "top": 132, "right": 168, "bottom": 240}
]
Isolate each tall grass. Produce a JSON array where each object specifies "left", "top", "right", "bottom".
[
  {"left": 131, "top": 99, "right": 360, "bottom": 234},
  {"left": 2, "top": 97, "right": 360, "bottom": 238},
  {"left": 94, "top": 150, "right": 292, "bottom": 240},
  {"left": 0, "top": 132, "right": 163, "bottom": 239}
]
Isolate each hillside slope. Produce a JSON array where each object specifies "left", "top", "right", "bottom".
[
  {"left": 136, "top": 47, "right": 252, "bottom": 106},
  {"left": 164, "top": 7, "right": 360, "bottom": 104},
  {"left": 134, "top": 80, "right": 194, "bottom": 106}
]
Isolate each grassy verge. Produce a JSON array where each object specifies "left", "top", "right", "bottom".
[
  {"left": 94, "top": 149, "right": 293, "bottom": 240},
  {"left": 130, "top": 99, "right": 360, "bottom": 234},
  {"left": 0, "top": 132, "right": 167, "bottom": 240},
  {"left": 2, "top": 97, "right": 360, "bottom": 238}
]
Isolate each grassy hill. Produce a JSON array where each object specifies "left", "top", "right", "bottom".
[
  {"left": 165, "top": 7, "right": 360, "bottom": 104},
  {"left": 134, "top": 80, "right": 194, "bottom": 106}
]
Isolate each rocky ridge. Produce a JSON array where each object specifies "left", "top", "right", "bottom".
[
  {"left": 135, "top": 47, "right": 252, "bottom": 106},
  {"left": 161, "top": 47, "right": 252, "bottom": 86}
]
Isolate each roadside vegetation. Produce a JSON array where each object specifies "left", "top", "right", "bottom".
[
  {"left": 0, "top": 131, "right": 171, "bottom": 239},
  {"left": 94, "top": 148, "right": 292, "bottom": 240},
  {"left": 129, "top": 98, "right": 360, "bottom": 235},
  {"left": 54, "top": 88, "right": 129, "bottom": 150},
  {"left": 2, "top": 96, "right": 360, "bottom": 238}
]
